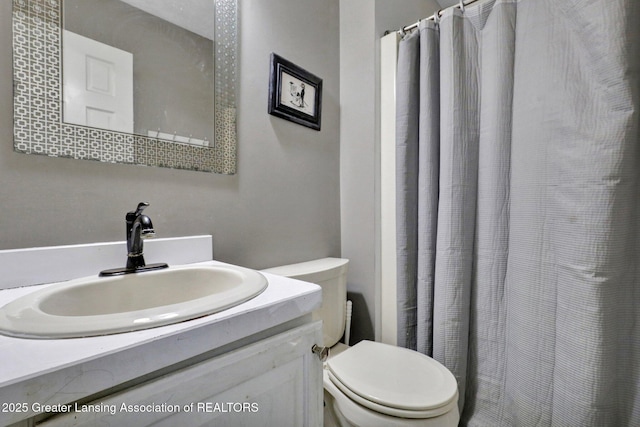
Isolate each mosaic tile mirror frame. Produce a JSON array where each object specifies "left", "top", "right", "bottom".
[{"left": 12, "top": 0, "right": 238, "bottom": 174}]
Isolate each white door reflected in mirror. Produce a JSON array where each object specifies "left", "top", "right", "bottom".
[{"left": 63, "top": 30, "right": 134, "bottom": 133}]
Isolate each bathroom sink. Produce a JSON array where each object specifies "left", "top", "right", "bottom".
[{"left": 0, "top": 264, "right": 268, "bottom": 339}]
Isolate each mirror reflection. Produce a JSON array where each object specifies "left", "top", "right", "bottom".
[
  {"left": 63, "top": 0, "right": 214, "bottom": 146},
  {"left": 12, "top": 0, "right": 237, "bottom": 174}
]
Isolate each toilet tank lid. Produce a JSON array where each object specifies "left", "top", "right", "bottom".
[{"left": 262, "top": 258, "right": 348, "bottom": 281}]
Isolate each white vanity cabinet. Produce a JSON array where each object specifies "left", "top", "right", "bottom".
[
  {"left": 0, "top": 245, "right": 324, "bottom": 427},
  {"left": 37, "top": 322, "right": 323, "bottom": 427}
]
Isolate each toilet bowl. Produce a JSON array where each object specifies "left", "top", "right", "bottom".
[
  {"left": 262, "top": 258, "right": 459, "bottom": 427},
  {"left": 324, "top": 340, "right": 459, "bottom": 426}
]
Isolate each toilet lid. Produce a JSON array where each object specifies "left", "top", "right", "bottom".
[{"left": 326, "top": 341, "right": 458, "bottom": 413}]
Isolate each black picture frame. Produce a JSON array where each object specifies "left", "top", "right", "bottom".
[{"left": 268, "top": 53, "right": 322, "bottom": 131}]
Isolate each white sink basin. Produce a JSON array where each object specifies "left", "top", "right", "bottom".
[{"left": 0, "top": 264, "right": 268, "bottom": 339}]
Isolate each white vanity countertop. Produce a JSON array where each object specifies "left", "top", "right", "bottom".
[{"left": 0, "top": 261, "right": 321, "bottom": 425}]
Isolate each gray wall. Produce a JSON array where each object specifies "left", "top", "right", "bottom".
[
  {"left": 0, "top": 0, "right": 340, "bottom": 271},
  {"left": 339, "top": 0, "right": 440, "bottom": 342}
]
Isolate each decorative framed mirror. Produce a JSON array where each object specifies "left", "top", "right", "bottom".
[{"left": 12, "top": 0, "right": 238, "bottom": 174}]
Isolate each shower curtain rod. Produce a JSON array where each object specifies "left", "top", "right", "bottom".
[{"left": 398, "top": 0, "right": 483, "bottom": 33}]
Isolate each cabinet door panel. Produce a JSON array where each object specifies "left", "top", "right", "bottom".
[{"left": 39, "top": 322, "right": 322, "bottom": 427}]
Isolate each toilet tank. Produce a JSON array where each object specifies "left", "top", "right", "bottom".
[{"left": 262, "top": 258, "right": 348, "bottom": 347}]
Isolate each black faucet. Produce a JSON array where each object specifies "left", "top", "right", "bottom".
[
  {"left": 100, "top": 202, "right": 169, "bottom": 276},
  {"left": 126, "top": 202, "right": 156, "bottom": 269}
]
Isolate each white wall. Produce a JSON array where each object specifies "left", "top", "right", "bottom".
[{"left": 340, "top": 0, "right": 440, "bottom": 342}]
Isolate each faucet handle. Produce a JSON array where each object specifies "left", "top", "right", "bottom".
[
  {"left": 127, "top": 202, "right": 149, "bottom": 218},
  {"left": 127, "top": 202, "right": 150, "bottom": 220},
  {"left": 133, "top": 202, "right": 150, "bottom": 216}
]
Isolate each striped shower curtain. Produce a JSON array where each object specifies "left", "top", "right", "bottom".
[{"left": 395, "top": 0, "right": 640, "bottom": 425}]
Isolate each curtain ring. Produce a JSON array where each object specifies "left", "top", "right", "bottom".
[
  {"left": 433, "top": 9, "right": 441, "bottom": 23},
  {"left": 459, "top": 0, "right": 465, "bottom": 12}
]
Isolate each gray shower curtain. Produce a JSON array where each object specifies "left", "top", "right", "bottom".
[{"left": 395, "top": 0, "right": 640, "bottom": 425}]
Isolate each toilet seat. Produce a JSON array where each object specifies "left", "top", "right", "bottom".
[{"left": 326, "top": 341, "right": 458, "bottom": 419}]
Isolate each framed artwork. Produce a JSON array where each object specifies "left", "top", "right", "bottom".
[{"left": 268, "top": 53, "right": 322, "bottom": 131}]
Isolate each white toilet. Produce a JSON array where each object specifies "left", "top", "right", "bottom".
[{"left": 262, "top": 258, "right": 460, "bottom": 427}]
